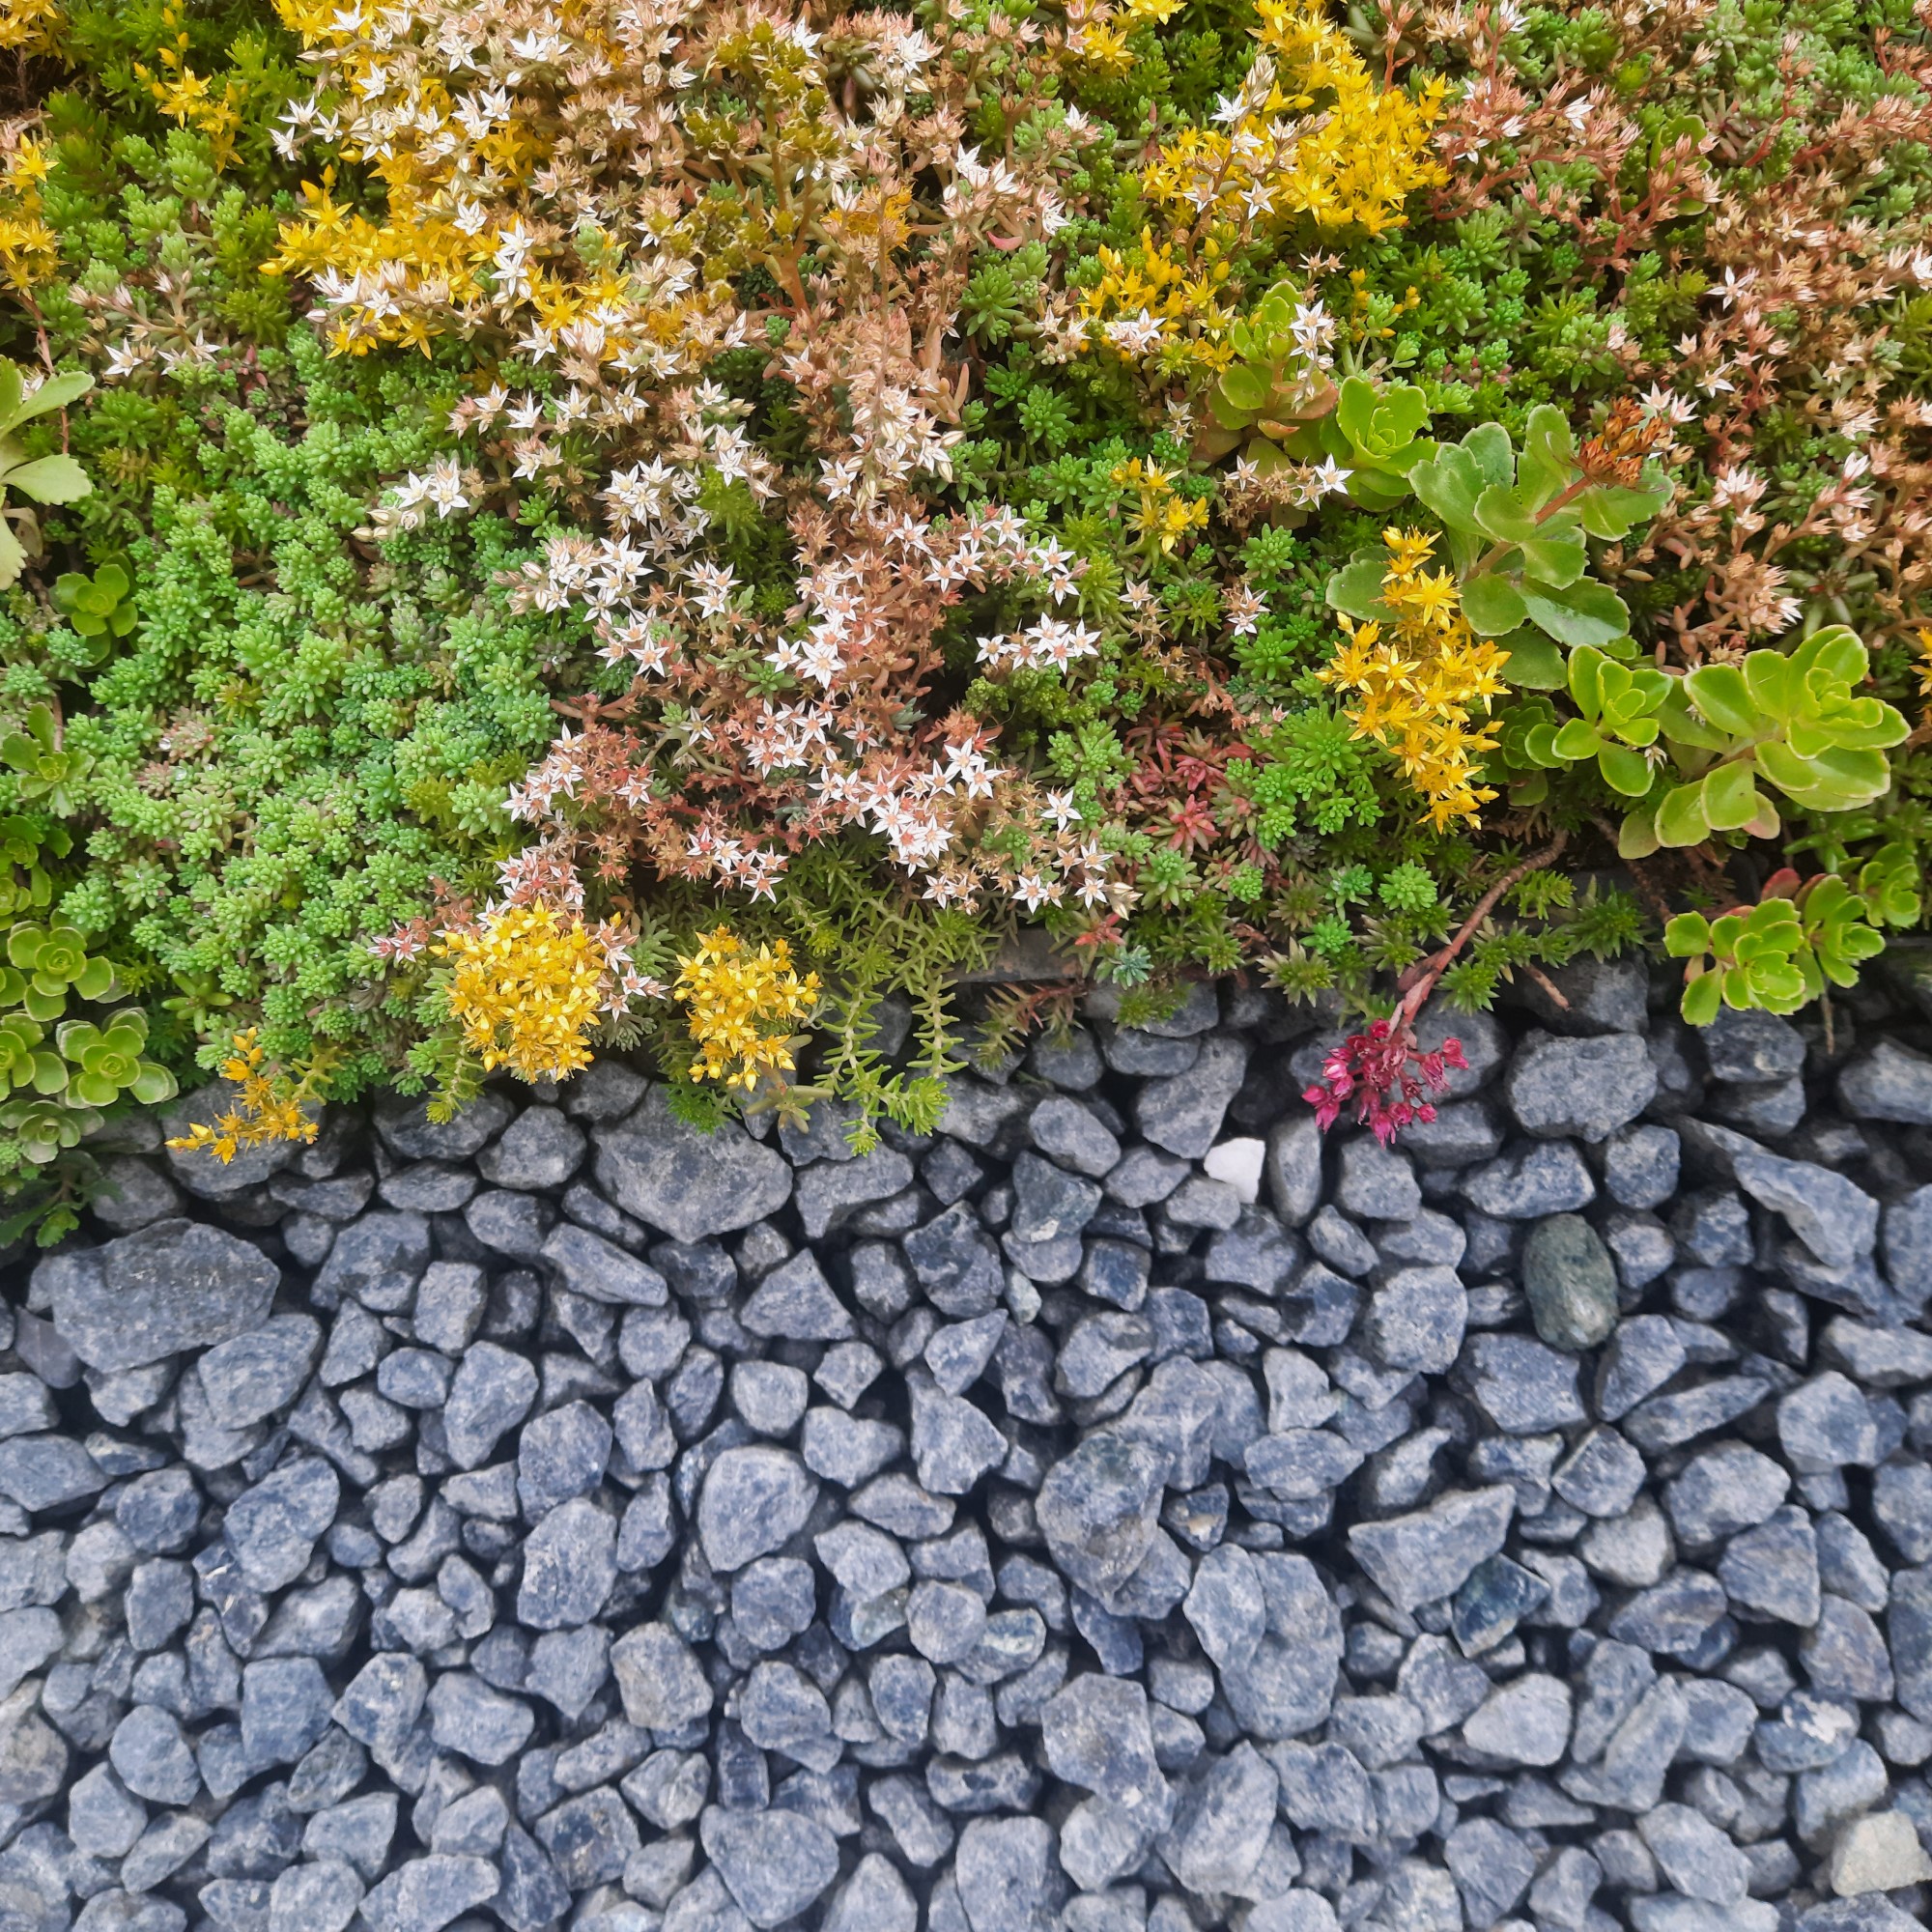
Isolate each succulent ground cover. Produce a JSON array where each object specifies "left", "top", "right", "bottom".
[{"left": 0, "top": 0, "right": 1928, "bottom": 1227}]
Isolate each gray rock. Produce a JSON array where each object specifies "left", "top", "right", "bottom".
[
  {"left": 742, "top": 1250, "right": 854, "bottom": 1341},
  {"left": 462, "top": 1190, "right": 549, "bottom": 1262},
  {"left": 1838, "top": 1038, "right": 1932, "bottom": 1122},
  {"left": 1348, "top": 1487, "right": 1516, "bottom": 1612},
  {"left": 518, "top": 1401, "right": 611, "bottom": 1518},
  {"left": 1057, "top": 1313, "right": 1153, "bottom": 1399},
  {"left": 1604, "top": 1208, "right": 1677, "bottom": 1291},
  {"left": 697, "top": 1447, "right": 818, "bottom": 1573},
  {"left": 1606, "top": 1571, "right": 1728, "bottom": 1656},
  {"left": 1036, "top": 1434, "right": 1168, "bottom": 1597},
  {"left": 412, "top": 1260, "right": 487, "bottom": 1352},
  {"left": 1704, "top": 1006, "right": 1806, "bottom": 1082},
  {"left": 1595, "top": 1315, "right": 1689, "bottom": 1421},
  {"left": 1333, "top": 1138, "right": 1419, "bottom": 1221},
  {"left": 1412, "top": 1102, "right": 1518, "bottom": 1184},
  {"left": 224, "top": 1459, "right": 338, "bottom": 1592},
  {"left": 0, "top": 1377, "right": 55, "bottom": 1441},
  {"left": 1461, "top": 1334, "right": 1586, "bottom": 1433},
  {"left": 199, "top": 1318, "right": 322, "bottom": 1431},
  {"left": 359, "top": 1855, "right": 497, "bottom": 1932},
  {"left": 1135, "top": 1037, "right": 1249, "bottom": 1159},
  {"left": 35, "top": 1221, "right": 277, "bottom": 1371},
  {"left": 1264, "top": 1115, "right": 1323, "bottom": 1227},
  {"left": 902, "top": 1206, "right": 1006, "bottom": 1319},
  {"left": 477, "top": 1107, "right": 585, "bottom": 1189},
  {"left": 1664, "top": 1443, "right": 1790, "bottom": 1547},
  {"left": 1157, "top": 1744, "right": 1276, "bottom": 1896},
  {"left": 1638, "top": 1802, "right": 1749, "bottom": 1904},
  {"left": 312, "top": 1210, "right": 431, "bottom": 1311},
  {"left": 1552, "top": 1429, "right": 1646, "bottom": 1518},
  {"left": 91, "top": 1155, "right": 185, "bottom": 1233},
  {"left": 1029, "top": 1098, "right": 1122, "bottom": 1179},
  {"left": 517, "top": 1498, "right": 616, "bottom": 1627},
  {"left": 698, "top": 1805, "right": 839, "bottom": 1929},
  {"left": 1873, "top": 1460, "right": 1932, "bottom": 1564},
  {"left": 1518, "top": 954, "right": 1648, "bottom": 1034},
  {"left": 1463, "top": 1140, "right": 1597, "bottom": 1218},
  {"left": 1522, "top": 1214, "right": 1620, "bottom": 1350},
  {"left": 1731, "top": 1147, "right": 1877, "bottom": 1268},
  {"left": 268, "top": 1861, "right": 362, "bottom": 1932},
  {"left": 375, "top": 1089, "right": 515, "bottom": 1160},
  {"left": 1361, "top": 1267, "right": 1465, "bottom": 1375},
  {"left": 442, "top": 1344, "right": 539, "bottom": 1467},
  {"left": 934, "top": 1072, "right": 1034, "bottom": 1149},
  {"left": 240, "top": 1657, "right": 332, "bottom": 1768},
  {"left": 70, "top": 1763, "right": 147, "bottom": 1859},
  {"left": 1011, "top": 1152, "right": 1102, "bottom": 1244},
  {"left": 1604, "top": 1123, "right": 1682, "bottom": 1209},
  {"left": 427, "top": 1671, "right": 534, "bottom": 1766},
  {"left": 923, "top": 1315, "right": 1007, "bottom": 1397},
  {"left": 1506, "top": 1032, "right": 1657, "bottom": 1142},
  {"left": 1822, "top": 1316, "right": 1932, "bottom": 1387},
  {"left": 801, "top": 1406, "right": 901, "bottom": 1486},
  {"left": 538, "top": 1224, "right": 667, "bottom": 1307},
  {"left": 1883, "top": 1186, "right": 1932, "bottom": 1307},
  {"left": 1444, "top": 1817, "right": 1536, "bottom": 1924},
  {"left": 0, "top": 1434, "right": 105, "bottom": 1511},
  {"left": 1042, "top": 1674, "right": 1170, "bottom": 1822},
  {"left": 1825, "top": 1811, "right": 1932, "bottom": 1897},
  {"left": 822, "top": 1854, "right": 916, "bottom": 1932},
  {"left": 333, "top": 1654, "right": 427, "bottom": 1755},
  {"left": 908, "top": 1379, "right": 1008, "bottom": 1494},
  {"left": 1462, "top": 1673, "right": 1573, "bottom": 1766},
  {"left": 1779, "top": 1373, "right": 1881, "bottom": 1472},
  {"left": 795, "top": 1148, "right": 915, "bottom": 1239},
  {"left": 595, "top": 1087, "right": 792, "bottom": 1241},
  {"left": 109, "top": 1706, "right": 199, "bottom": 1805},
  {"left": 611, "top": 1623, "right": 712, "bottom": 1730}
]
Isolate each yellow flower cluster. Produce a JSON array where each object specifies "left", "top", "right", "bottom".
[
  {"left": 135, "top": 5, "right": 244, "bottom": 172},
  {"left": 1113, "top": 458, "right": 1210, "bottom": 554},
  {"left": 1079, "top": 231, "right": 1242, "bottom": 372},
  {"left": 0, "top": 0, "right": 58, "bottom": 56},
  {"left": 1318, "top": 528, "right": 1512, "bottom": 831},
  {"left": 165, "top": 1030, "right": 322, "bottom": 1163},
  {"left": 437, "top": 901, "right": 610, "bottom": 1084},
  {"left": 1143, "top": 8, "right": 1445, "bottom": 240},
  {"left": 261, "top": 0, "right": 726, "bottom": 361},
  {"left": 673, "top": 926, "right": 821, "bottom": 1093},
  {"left": 1084, "top": 0, "right": 1442, "bottom": 371},
  {"left": 1067, "top": 0, "right": 1185, "bottom": 73},
  {"left": 0, "top": 138, "right": 56, "bottom": 295},
  {"left": 1917, "top": 626, "right": 1932, "bottom": 701}
]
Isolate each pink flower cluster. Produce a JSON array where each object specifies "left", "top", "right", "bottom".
[{"left": 1302, "top": 1020, "right": 1470, "bottom": 1147}]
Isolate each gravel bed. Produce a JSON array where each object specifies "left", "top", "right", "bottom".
[{"left": 3, "top": 959, "right": 1932, "bottom": 1932}]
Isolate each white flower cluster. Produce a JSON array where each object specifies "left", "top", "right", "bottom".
[{"left": 977, "top": 613, "right": 1104, "bottom": 672}]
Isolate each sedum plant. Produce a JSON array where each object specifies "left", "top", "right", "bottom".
[
  {"left": 1329, "top": 400, "right": 1674, "bottom": 687},
  {"left": 0, "top": 0, "right": 1921, "bottom": 1179},
  {"left": 1514, "top": 631, "right": 1911, "bottom": 856},
  {"left": 50, "top": 560, "right": 135, "bottom": 653},
  {"left": 1666, "top": 852, "right": 1923, "bottom": 1026},
  {"left": 0, "top": 362, "right": 92, "bottom": 586}
]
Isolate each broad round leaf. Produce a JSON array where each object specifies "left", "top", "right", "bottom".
[
  {"left": 1680, "top": 969, "right": 1721, "bottom": 1027},
  {"left": 1656, "top": 781, "right": 1711, "bottom": 846},
  {"left": 1461, "top": 571, "right": 1527, "bottom": 636}
]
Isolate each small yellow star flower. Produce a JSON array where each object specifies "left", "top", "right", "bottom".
[{"left": 1319, "top": 527, "right": 1513, "bottom": 830}]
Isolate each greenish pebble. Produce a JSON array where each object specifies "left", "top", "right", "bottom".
[{"left": 1522, "top": 1213, "right": 1620, "bottom": 1351}]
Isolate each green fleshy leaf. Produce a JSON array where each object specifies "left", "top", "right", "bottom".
[
  {"left": 1461, "top": 571, "right": 1527, "bottom": 636},
  {"left": 1519, "top": 577, "right": 1629, "bottom": 647}
]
